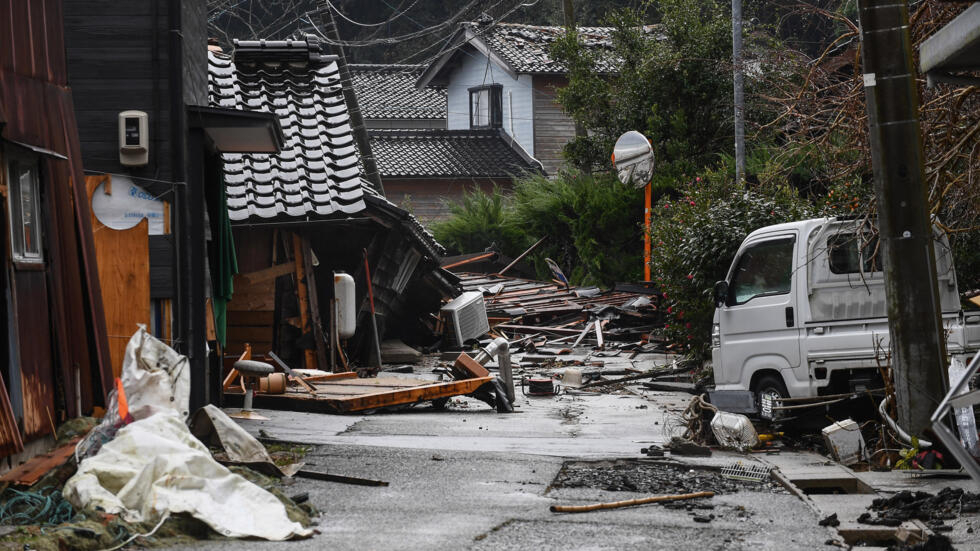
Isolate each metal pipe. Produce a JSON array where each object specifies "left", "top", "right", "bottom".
[
  {"left": 879, "top": 394, "right": 933, "bottom": 448},
  {"left": 474, "top": 337, "right": 514, "bottom": 404},
  {"left": 732, "top": 0, "right": 745, "bottom": 182}
]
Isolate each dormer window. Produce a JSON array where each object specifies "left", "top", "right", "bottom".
[{"left": 469, "top": 85, "right": 502, "bottom": 129}]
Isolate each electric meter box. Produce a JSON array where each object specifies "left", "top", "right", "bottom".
[{"left": 118, "top": 110, "right": 149, "bottom": 167}]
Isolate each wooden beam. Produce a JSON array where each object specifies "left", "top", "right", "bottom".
[
  {"left": 301, "top": 237, "right": 329, "bottom": 372},
  {"left": 238, "top": 262, "right": 294, "bottom": 286},
  {"left": 292, "top": 233, "right": 315, "bottom": 371}
]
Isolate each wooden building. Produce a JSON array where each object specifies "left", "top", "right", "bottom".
[
  {"left": 348, "top": 64, "right": 541, "bottom": 222},
  {"left": 63, "top": 0, "right": 283, "bottom": 410},
  {"left": 417, "top": 22, "right": 622, "bottom": 177},
  {"left": 370, "top": 129, "right": 541, "bottom": 222},
  {"left": 209, "top": 37, "right": 457, "bottom": 373},
  {"left": 0, "top": 0, "right": 113, "bottom": 464}
]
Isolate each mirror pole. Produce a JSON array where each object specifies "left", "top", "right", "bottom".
[{"left": 644, "top": 181, "right": 651, "bottom": 282}]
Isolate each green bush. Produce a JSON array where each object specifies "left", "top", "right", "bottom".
[
  {"left": 430, "top": 173, "right": 644, "bottom": 286},
  {"left": 649, "top": 172, "right": 815, "bottom": 357},
  {"left": 512, "top": 171, "right": 643, "bottom": 286},
  {"left": 430, "top": 187, "right": 529, "bottom": 258}
]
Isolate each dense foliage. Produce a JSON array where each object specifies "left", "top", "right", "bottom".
[
  {"left": 432, "top": 172, "right": 642, "bottom": 287},
  {"left": 550, "top": 0, "right": 738, "bottom": 186},
  {"left": 648, "top": 173, "right": 815, "bottom": 356},
  {"left": 430, "top": 187, "right": 528, "bottom": 259}
]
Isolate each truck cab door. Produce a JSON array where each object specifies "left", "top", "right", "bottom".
[{"left": 716, "top": 234, "right": 803, "bottom": 394}]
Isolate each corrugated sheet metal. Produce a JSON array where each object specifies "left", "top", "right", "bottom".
[{"left": 0, "top": 0, "right": 112, "bottom": 450}]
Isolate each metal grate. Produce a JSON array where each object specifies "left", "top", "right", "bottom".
[{"left": 720, "top": 462, "right": 772, "bottom": 483}]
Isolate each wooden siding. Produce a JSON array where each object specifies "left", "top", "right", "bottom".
[
  {"left": 63, "top": 0, "right": 208, "bottom": 197},
  {"left": 382, "top": 177, "right": 515, "bottom": 223},
  {"left": 445, "top": 47, "right": 536, "bottom": 156},
  {"left": 532, "top": 76, "right": 576, "bottom": 177}
]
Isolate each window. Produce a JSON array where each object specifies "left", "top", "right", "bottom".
[
  {"left": 729, "top": 237, "right": 794, "bottom": 305},
  {"left": 469, "top": 85, "right": 502, "bottom": 129},
  {"left": 828, "top": 233, "right": 879, "bottom": 274},
  {"left": 5, "top": 157, "right": 43, "bottom": 264}
]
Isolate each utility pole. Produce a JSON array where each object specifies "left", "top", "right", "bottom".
[
  {"left": 562, "top": 0, "right": 575, "bottom": 28},
  {"left": 562, "top": 0, "right": 586, "bottom": 139},
  {"left": 320, "top": 8, "right": 385, "bottom": 195},
  {"left": 857, "top": 0, "right": 948, "bottom": 436},
  {"left": 732, "top": 0, "right": 745, "bottom": 183}
]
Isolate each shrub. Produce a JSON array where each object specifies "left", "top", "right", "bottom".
[
  {"left": 649, "top": 172, "right": 816, "bottom": 357},
  {"left": 430, "top": 186, "right": 528, "bottom": 258},
  {"left": 511, "top": 171, "right": 643, "bottom": 286}
]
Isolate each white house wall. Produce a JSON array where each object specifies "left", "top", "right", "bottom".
[{"left": 446, "top": 47, "right": 535, "bottom": 156}]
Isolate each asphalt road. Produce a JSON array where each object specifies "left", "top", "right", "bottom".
[{"left": 164, "top": 388, "right": 830, "bottom": 550}]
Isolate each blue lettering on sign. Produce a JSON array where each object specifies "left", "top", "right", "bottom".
[{"left": 128, "top": 186, "right": 161, "bottom": 202}]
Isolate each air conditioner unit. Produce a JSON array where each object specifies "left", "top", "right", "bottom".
[{"left": 441, "top": 291, "right": 490, "bottom": 347}]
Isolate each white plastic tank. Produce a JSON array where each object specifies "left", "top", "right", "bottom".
[{"left": 333, "top": 272, "right": 356, "bottom": 339}]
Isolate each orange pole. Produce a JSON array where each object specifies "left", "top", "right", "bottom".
[{"left": 644, "top": 182, "right": 652, "bottom": 282}]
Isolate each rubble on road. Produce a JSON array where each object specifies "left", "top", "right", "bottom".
[
  {"left": 862, "top": 487, "right": 980, "bottom": 526},
  {"left": 550, "top": 459, "right": 781, "bottom": 495}
]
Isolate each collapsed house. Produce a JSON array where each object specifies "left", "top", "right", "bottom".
[{"left": 207, "top": 37, "right": 458, "bottom": 379}]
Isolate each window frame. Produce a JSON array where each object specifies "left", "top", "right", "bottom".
[
  {"left": 727, "top": 236, "right": 796, "bottom": 306},
  {"left": 827, "top": 232, "right": 880, "bottom": 275},
  {"left": 3, "top": 150, "right": 45, "bottom": 267},
  {"left": 468, "top": 84, "right": 503, "bottom": 129}
]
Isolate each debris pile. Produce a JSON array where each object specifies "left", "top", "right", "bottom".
[
  {"left": 458, "top": 273, "right": 664, "bottom": 349},
  {"left": 859, "top": 487, "right": 980, "bottom": 530},
  {"left": 551, "top": 460, "right": 779, "bottom": 495}
]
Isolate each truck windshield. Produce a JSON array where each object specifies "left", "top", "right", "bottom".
[{"left": 729, "top": 237, "right": 795, "bottom": 305}]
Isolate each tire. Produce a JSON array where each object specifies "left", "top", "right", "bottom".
[{"left": 754, "top": 374, "right": 788, "bottom": 420}]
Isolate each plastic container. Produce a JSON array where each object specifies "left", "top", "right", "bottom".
[
  {"left": 710, "top": 411, "right": 759, "bottom": 451},
  {"left": 333, "top": 272, "right": 356, "bottom": 339}
]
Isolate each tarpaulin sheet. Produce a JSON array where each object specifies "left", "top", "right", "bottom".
[{"left": 63, "top": 329, "right": 311, "bottom": 540}]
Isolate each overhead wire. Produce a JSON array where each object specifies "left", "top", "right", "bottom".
[{"left": 323, "top": 0, "right": 420, "bottom": 28}]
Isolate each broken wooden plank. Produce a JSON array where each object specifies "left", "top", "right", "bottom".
[
  {"left": 550, "top": 491, "right": 714, "bottom": 513},
  {"left": 495, "top": 324, "right": 583, "bottom": 336},
  {"left": 0, "top": 436, "right": 82, "bottom": 487},
  {"left": 295, "top": 469, "right": 389, "bottom": 486},
  {"left": 238, "top": 263, "right": 295, "bottom": 286},
  {"left": 292, "top": 233, "right": 315, "bottom": 371},
  {"left": 452, "top": 353, "right": 490, "bottom": 379}
]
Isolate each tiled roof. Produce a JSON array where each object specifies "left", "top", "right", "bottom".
[
  {"left": 349, "top": 64, "right": 446, "bottom": 120},
  {"left": 207, "top": 37, "right": 369, "bottom": 222},
  {"left": 370, "top": 129, "right": 542, "bottom": 178},
  {"left": 472, "top": 22, "right": 619, "bottom": 74}
]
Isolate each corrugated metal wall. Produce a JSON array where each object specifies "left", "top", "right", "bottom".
[{"left": 0, "top": 0, "right": 112, "bottom": 455}]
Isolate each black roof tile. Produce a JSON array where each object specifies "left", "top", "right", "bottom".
[
  {"left": 208, "top": 37, "right": 369, "bottom": 222},
  {"left": 349, "top": 64, "right": 446, "bottom": 120},
  {"left": 370, "top": 129, "right": 542, "bottom": 178}
]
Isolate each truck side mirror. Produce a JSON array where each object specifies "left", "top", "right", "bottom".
[{"left": 713, "top": 281, "right": 729, "bottom": 307}]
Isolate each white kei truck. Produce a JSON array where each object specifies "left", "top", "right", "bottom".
[{"left": 707, "top": 217, "right": 980, "bottom": 416}]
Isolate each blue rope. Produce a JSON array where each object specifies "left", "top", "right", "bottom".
[{"left": 0, "top": 487, "right": 74, "bottom": 526}]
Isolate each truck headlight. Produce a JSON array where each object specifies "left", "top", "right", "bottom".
[{"left": 711, "top": 323, "right": 721, "bottom": 348}]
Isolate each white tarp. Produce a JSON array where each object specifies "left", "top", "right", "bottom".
[{"left": 63, "top": 328, "right": 311, "bottom": 540}]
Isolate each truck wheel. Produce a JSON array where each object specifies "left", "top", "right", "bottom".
[{"left": 754, "top": 374, "right": 788, "bottom": 420}]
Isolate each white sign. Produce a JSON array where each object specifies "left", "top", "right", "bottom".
[{"left": 91, "top": 176, "right": 165, "bottom": 235}]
